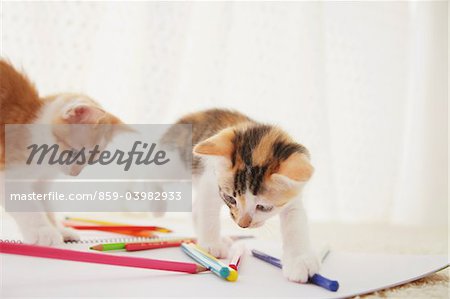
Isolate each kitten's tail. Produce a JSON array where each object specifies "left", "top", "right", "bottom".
[
  {"left": 0, "top": 59, "right": 41, "bottom": 121},
  {"left": 0, "top": 60, "right": 42, "bottom": 168}
]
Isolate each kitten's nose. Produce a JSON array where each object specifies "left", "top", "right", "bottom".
[
  {"left": 238, "top": 213, "right": 252, "bottom": 228},
  {"left": 69, "top": 165, "right": 83, "bottom": 176}
]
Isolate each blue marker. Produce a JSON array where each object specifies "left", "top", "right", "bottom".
[{"left": 251, "top": 249, "right": 339, "bottom": 292}]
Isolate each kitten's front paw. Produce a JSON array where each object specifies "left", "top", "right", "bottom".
[
  {"left": 198, "top": 237, "right": 232, "bottom": 259},
  {"left": 23, "top": 226, "right": 64, "bottom": 246},
  {"left": 57, "top": 226, "right": 80, "bottom": 242},
  {"left": 282, "top": 253, "right": 320, "bottom": 283}
]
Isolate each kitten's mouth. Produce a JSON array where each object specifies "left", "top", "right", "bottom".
[
  {"left": 66, "top": 165, "right": 84, "bottom": 176},
  {"left": 249, "top": 222, "right": 264, "bottom": 228},
  {"left": 70, "top": 169, "right": 82, "bottom": 176}
]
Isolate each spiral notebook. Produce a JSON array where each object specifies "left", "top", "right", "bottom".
[
  {"left": 63, "top": 230, "right": 161, "bottom": 245},
  {"left": 0, "top": 212, "right": 197, "bottom": 246}
]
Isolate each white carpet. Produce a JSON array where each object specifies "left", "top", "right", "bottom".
[{"left": 308, "top": 223, "right": 449, "bottom": 298}]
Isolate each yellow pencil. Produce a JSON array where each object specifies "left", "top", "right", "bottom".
[{"left": 66, "top": 217, "right": 126, "bottom": 226}]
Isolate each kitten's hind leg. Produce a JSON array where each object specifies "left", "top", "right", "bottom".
[
  {"left": 11, "top": 212, "right": 64, "bottom": 245},
  {"left": 193, "top": 172, "right": 230, "bottom": 258},
  {"left": 33, "top": 179, "right": 79, "bottom": 242},
  {"left": 6, "top": 176, "right": 68, "bottom": 245}
]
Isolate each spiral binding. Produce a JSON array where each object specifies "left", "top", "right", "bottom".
[
  {"left": 3, "top": 235, "right": 252, "bottom": 245},
  {"left": 64, "top": 236, "right": 160, "bottom": 244},
  {"left": 0, "top": 239, "right": 23, "bottom": 244}
]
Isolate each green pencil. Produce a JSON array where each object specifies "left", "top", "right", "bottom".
[
  {"left": 90, "top": 236, "right": 254, "bottom": 251},
  {"left": 89, "top": 237, "right": 196, "bottom": 251},
  {"left": 90, "top": 243, "right": 126, "bottom": 251}
]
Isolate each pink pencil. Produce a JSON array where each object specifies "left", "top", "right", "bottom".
[{"left": 0, "top": 241, "right": 206, "bottom": 274}]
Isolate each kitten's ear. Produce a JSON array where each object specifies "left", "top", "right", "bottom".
[
  {"left": 107, "top": 114, "right": 136, "bottom": 134},
  {"left": 271, "top": 153, "right": 314, "bottom": 188},
  {"left": 113, "top": 123, "right": 135, "bottom": 134},
  {"left": 62, "top": 104, "right": 106, "bottom": 124},
  {"left": 193, "top": 128, "right": 235, "bottom": 157}
]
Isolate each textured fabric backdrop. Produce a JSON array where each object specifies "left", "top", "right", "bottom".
[{"left": 1, "top": 2, "right": 447, "bottom": 226}]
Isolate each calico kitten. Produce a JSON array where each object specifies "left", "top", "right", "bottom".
[
  {"left": 0, "top": 60, "right": 128, "bottom": 245},
  {"left": 170, "top": 109, "right": 319, "bottom": 283}
]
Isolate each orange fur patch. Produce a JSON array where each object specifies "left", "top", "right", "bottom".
[
  {"left": 0, "top": 60, "right": 127, "bottom": 170},
  {"left": 193, "top": 128, "right": 235, "bottom": 157},
  {"left": 277, "top": 153, "right": 314, "bottom": 182},
  {"left": 252, "top": 128, "right": 289, "bottom": 166},
  {"left": 0, "top": 60, "right": 42, "bottom": 169}
]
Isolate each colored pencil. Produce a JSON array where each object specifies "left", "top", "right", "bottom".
[
  {"left": 62, "top": 220, "right": 154, "bottom": 237},
  {"left": 90, "top": 238, "right": 196, "bottom": 252},
  {"left": 90, "top": 242, "right": 127, "bottom": 251},
  {"left": 63, "top": 220, "right": 157, "bottom": 236},
  {"left": 125, "top": 238, "right": 195, "bottom": 251},
  {"left": 65, "top": 225, "right": 170, "bottom": 232},
  {"left": 90, "top": 237, "right": 253, "bottom": 252},
  {"left": 251, "top": 249, "right": 339, "bottom": 292},
  {"left": 0, "top": 241, "right": 206, "bottom": 274},
  {"left": 88, "top": 229, "right": 154, "bottom": 238},
  {"left": 113, "top": 230, "right": 155, "bottom": 238},
  {"left": 125, "top": 241, "right": 182, "bottom": 251},
  {"left": 65, "top": 217, "right": 127, "bottom": 226},
  {"left": 64, "top": 217, "right": 172, "bottom": 233},
  {"left": 181, "top": 243, "right": 238, "bottom": 282}
]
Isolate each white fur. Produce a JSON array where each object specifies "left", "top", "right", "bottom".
[
  {"left": 193, "top": 155, "right": 320, "bottom": 282},
  {"left": 279, "top": 198, "right": 320, "bottom": 282},
  {"left": 2, "top": 172, "right": 80, "bottom": 245},
  {"left": 2, "top": 97, "right": 98, "bottom": 245},
  {"left": 192, "top": 157, "right": 231, "bottom": 258}
]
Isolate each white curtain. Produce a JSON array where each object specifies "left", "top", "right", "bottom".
[{"left": 1, "top": 2, "right": 447, "bottom": 226}]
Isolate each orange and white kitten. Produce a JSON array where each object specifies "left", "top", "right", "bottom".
[
  {"left": 170, "top": 109, "right": 319, "bottom": 283},
  {"left": 0, "top": 60, "right": 127, "bottom": 245}
]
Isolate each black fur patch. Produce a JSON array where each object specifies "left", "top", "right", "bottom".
[{"left": 272, "top": 141, "right": 308, "bottom": 161}]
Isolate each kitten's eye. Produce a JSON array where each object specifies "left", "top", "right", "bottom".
[
  {"left": 256, "top": 204, "right": 273, "bottom": 212},
  {"left": 220, "top": 191, "right": 236, "bottom": 206},
  {"left": 224, "top": 194, "right": 236, "bottom": 205}
]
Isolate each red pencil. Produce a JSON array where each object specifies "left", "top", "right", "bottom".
[
  {"left": 67, "top": 225, "right": 171, "bottom": 232},
  {"left": 125, "top": 239, "right": 195, "bottom": 251},
  {"left": 0, "top": 241, "right": 206, "bottom": 274}
]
